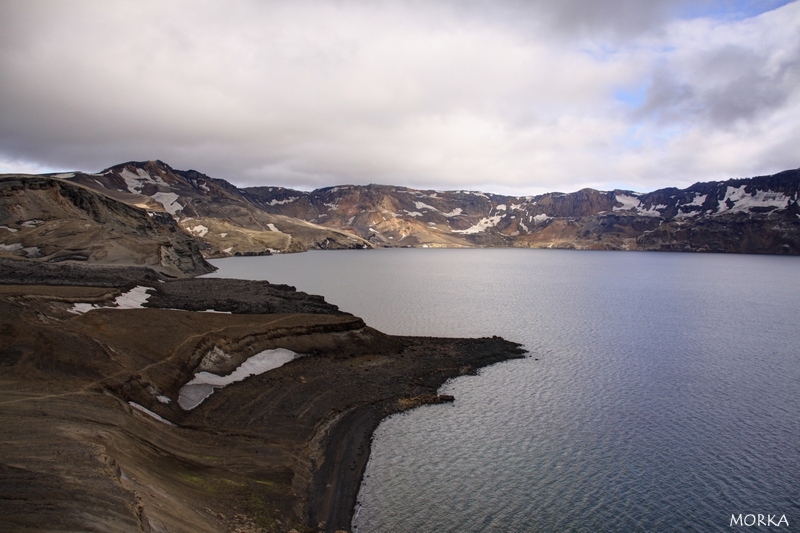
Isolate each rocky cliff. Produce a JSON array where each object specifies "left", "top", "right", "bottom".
[
  {"left": 0, "top": 176, "right": 213, "bottom": 276},
  {"left": 245, "top": 168, "right": 800, "bottom": 254},
  {"left": 0, "top": 262, "right": 523, "bottom": 532},
  {"left": 65, "top": 160, "right": 372, "bottom": 256},
  {"left": 4, "top": 162, "right": 798, "bottom": 261}
]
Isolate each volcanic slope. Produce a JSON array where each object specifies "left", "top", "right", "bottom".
[
  {"left": 0, "top": 261, "right": 524, "bottom": 533},
  {"left": 0, "top": 175, "right": 212, "bottom": 277},
  {"left": 7, "top": 161, "right": 799, "bottom": 256},
  {"left": 63, "top": 160, "right": 371, "bottom": 256},
  {"left": 246, "top": 168, "right": 800, "bottom": 253}
]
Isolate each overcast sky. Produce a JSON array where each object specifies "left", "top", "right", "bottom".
[{"left": 1, "top": 0, "right": 798, "bottom": 195}]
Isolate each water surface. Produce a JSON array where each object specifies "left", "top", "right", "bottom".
[{"left": 207, "top": 249, "right": 800, "bottom": 532}]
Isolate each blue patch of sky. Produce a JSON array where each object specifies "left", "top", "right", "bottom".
[
  {"left": 579, "top": 42, "right": 621, "bottom": 63},
  {"left": 675, "top": 0, "right": 795, "bottom": 21},
  {"left": 613, "top": 82, "right": 649, "bottom": 109},
  {"left": 617, "top": 125, "right": 645, "bottom": 149}
]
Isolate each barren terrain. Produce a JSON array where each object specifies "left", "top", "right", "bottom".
[{"left": 0, "top": 262, "right": 524, "bottom": 532}]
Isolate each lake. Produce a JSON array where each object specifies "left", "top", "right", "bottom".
[{"left": 207, "top": 248, "right": 800, "bottom": 532}]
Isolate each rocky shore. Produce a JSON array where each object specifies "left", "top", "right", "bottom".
[{"left": 0, "top": 259, "right": 524, "bottom": 532}]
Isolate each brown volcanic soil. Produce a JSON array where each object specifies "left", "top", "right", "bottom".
[{"left": 0, "top": 264, "right": 524, "bottom": 533}]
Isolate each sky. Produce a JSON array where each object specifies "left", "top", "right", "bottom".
[{"left": 1, "top": 0, "right": 798, "bottom": 195}]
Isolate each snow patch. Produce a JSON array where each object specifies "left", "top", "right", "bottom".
[
  {"left": 266, "top": 223, "right": 279, "bottom": 232},
  {"left": 113, "top": 286, "right": 153, "bottom": 308},
  {"left": 21, "top": 219, "right": 43, "bottom": 228},
  {"left": 0, "top": 243, "right": 23, "bottom": 252},
  {"left": 156, "top": 395, "right": 171, "bottom": 404},
  {"left": 0, "top": 226, "right": 18, "bottom": 233},
  {"left": 178, "top": 348, "right": 298, "bottom": 410},
  {"left": 151, "top": 192, "right": 182, "bottom": 215},
  {"left": 404, "top": 211, "right": 423, "bottom": 217},
  {"left": 686, "top": 194, "right": 707, "bottom": 207},
  {"left": 533, "top": 214, "right": 549, "bottom": 224},
  {"left": 119, "top": 168, "right": 167, "bottom": 193},
  {"left": 128, "top": 402, "right": 176, "bottom": 426},
  {"left": 69, "top": 286, "right": 153, "bottom": 314},
  {"left": 639, "top": 204, "right": 667, "bottom": 217},
  {"left": 222, "top": 247, "right": 233, "bottom": 254},
  {"left": 219, "top": 233, "right": 227, "bottom": 238},
  {"left": 188, "top": 225, "right": 209, "bottom": 237},
  {"left": 414, "top": 201, "right": 438, "bottom": 211},
  {"left": 52, "top": 173, "right": 75, "bottom": 179},
  {"left": 443, "top": 208, "right": 462, "bottom": 217},
  {"left": 452, "top": 215, "right": 502, "bottom": 234},
  {"left": 495, "top": 204, "right": 507, "bottom": 211},
  {"left": 268, "top": 197, "right": 298, "bottom": 205},
  {"left": 613, "top": 194, "right": 641, "bottom": 212},
  {"left": 717, "top": 186, "right": 789, "bottom": 213}
]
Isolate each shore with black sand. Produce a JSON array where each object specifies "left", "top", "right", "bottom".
[{"left": 0, "top": 258, "right": 525, "bottom": 533}]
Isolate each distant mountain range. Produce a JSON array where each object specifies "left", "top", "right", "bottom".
[{"left": 2, "top": 161, "right": 799, "bottom": 275}]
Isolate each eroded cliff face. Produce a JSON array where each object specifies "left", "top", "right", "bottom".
[
  {"left": 64, "top": 160, "right": 372, "bottom": 256},
  {"left": 0, "top": 176, "right": 213, "bottom": 276},
  {"left": 245, "top": 168, "right": 800, "bottom": 254},
  {"left": 4, "top": 162, "right": 798, "bottom": 259},
  {"left": 0, "top": 266, "right": 524, "bottom": 533}
]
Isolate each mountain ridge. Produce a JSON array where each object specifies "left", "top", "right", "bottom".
[
  {"left": 3, "top": 161, "right": 799, "bottom": 263},
  {"left": 0, "top": 175, "right": 214, "bottom": 276}
]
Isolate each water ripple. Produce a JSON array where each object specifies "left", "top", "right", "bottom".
[{"left": 207, "top": 249, "right": 800, "bottom": 533}]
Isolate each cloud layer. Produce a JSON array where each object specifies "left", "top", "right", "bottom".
[{"left": 1, "top": 0, "right": 798, "bottom": 194}]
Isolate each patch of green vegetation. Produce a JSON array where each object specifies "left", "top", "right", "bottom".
[
  {"left": 177, "top": 472, "right": 207, "bottom": 487},
  {"left": 239, "top": 494, "right": 282, "bottom": 531},
  {"left": 181, "top": 452, "right": 224, "bottom": 463},
  {"left": 219, "top": 478, "right": 246, "bottom": 488}
]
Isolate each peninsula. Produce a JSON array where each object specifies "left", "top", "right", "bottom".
[{"left": 0, "top": 258, "right": 524, "bottom": 532}]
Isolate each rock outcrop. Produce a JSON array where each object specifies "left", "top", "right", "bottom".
[
  {"left": 4, "top": 162, "right": 798, "bottom": 259},
  {"left": 0, "top": 176, "right": 213, "bottom": 276},
  {"left": 246, "top": 168, "right": 800, "bottom": 254},
  {"left": 0, "top": 263, "right": 524, "bottom": 533},
  {"left": 66, "top": 160, "right": 372, "bottom": 256}
]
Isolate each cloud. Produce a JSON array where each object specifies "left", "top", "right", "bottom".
[{"left": 1, "top": 0, "right": 798, "bottom": 195}]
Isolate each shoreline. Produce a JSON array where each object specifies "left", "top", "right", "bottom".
[
  {"left": 306, "top": 336, "right": 524, "bottom": 532},
  {"left": 0, "top": 259, "right": 525, "bottom": 533}
]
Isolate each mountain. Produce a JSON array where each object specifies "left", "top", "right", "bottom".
[
  {"left": 65, "top": 160, "right": 371, "bottom": 256},
  {"left": 3, "top": 161, "right": 799, "bottom": 266},
  {"left": 0, "top": 175, "right": 213, "bottom": 276},
  {"left": 246, "top": 169, "right": 800, "bottom": 254}
]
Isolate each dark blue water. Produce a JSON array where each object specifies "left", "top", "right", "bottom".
[{"left": 207, "top": 249, "right": 800, "bottom": 532}]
